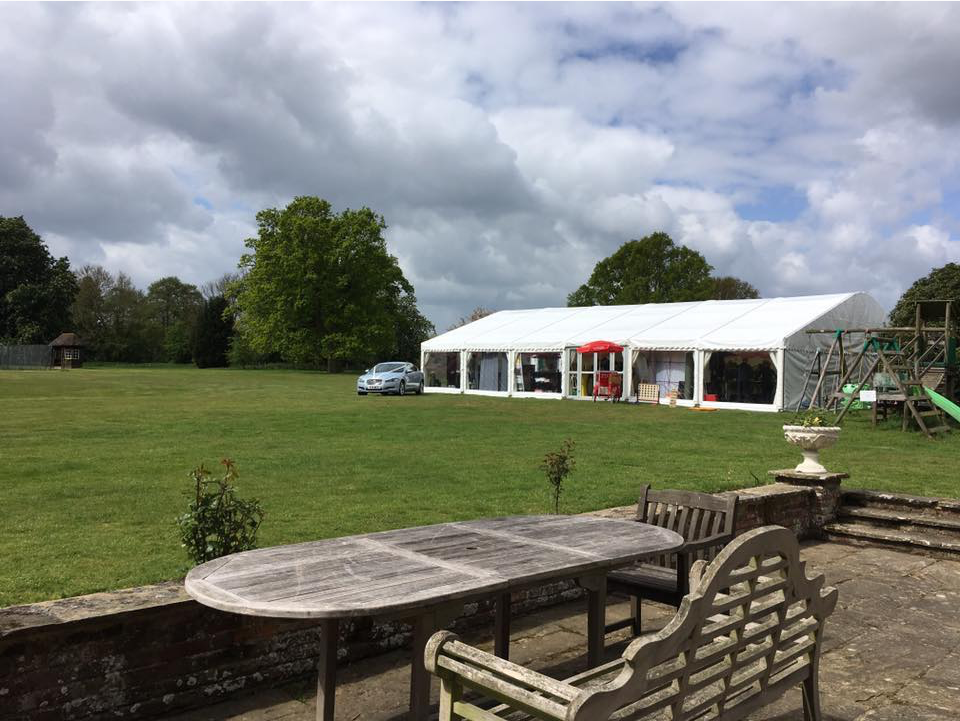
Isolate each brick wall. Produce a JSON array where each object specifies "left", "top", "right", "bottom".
[{"left": 1, "top": 483, "right": 819, "bottom": 721}]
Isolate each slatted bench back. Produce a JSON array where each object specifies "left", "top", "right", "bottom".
[
  {"left": 572, "top": 526, "right": 838, "bottom": 720},
  {"left": 638, "top": 486, "right": 737, "bottom": 567}
]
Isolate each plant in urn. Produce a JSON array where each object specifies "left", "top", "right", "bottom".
[{"left": 782, "top": 409, "right": 840, "bottom": 474}]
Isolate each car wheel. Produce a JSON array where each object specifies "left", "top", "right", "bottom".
[
  {"left": 398, "top": 381, "right": 406, "bottom": 396},
  {"left": 416, "top": 381, "right": 424, "bottom": 395},
  {"left": 357, "top": 391, "right": 367, "bottom": 396}
]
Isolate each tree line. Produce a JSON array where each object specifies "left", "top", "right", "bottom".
[
  {"left": 3, "top": 206, "right": 958, "bottom": 370},
  {"left": 1, "top": 200, "right": 435, "bottom": 369}
]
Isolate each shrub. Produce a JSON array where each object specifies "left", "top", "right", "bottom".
[
  {"left": 540, "top": 439, "right": 576, "bottom": 514},
  {"left": 177, "top": 459, "right": 264, "bottom": 565},
  {"left": 793, "top": 407, "right": 836, "bottom": 428}
]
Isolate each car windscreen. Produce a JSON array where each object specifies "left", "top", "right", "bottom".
[{"left": 373, "top": 363, "right": 404, "bottom": 373}]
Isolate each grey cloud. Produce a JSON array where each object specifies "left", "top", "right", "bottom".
[{"left": 0, "top": 77, "right": 57, "bottom": 190}]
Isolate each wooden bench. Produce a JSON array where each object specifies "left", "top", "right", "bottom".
[
  {"left": 425, "top": 525, "right": 838, "bottom": 721},
  {"left": 606, "top": 485, "right": 739, "bottom": 635}
]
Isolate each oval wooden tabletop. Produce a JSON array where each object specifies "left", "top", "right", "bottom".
[{"left": 185, "top": 515, "right": 684, "bottom": 619}]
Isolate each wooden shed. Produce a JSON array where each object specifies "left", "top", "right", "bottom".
[{"left": 49, "top": 332, "right": 85, "bottom": 368}]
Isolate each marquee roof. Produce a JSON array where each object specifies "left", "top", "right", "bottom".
[{"left": 422, "top": 293, "right": 886, "bottom": 353}]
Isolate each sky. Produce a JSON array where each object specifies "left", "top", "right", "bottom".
[{"left": 2, "top": 2, "right": 959, "bottom": 332}]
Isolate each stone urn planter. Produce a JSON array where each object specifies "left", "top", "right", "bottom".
[{"left": 782, "top": 425, "right": 841, "bottom": 474}]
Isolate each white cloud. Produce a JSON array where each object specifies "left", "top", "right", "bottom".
[{"left": 0, "top": 2, "right": 958, "bottom": 330}]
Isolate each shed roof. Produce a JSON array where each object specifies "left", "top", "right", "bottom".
[
  {"left": 422, "top": 293, "right": 885, "bottom": 353},
  {"left": 49, "top": 332, "right": 84, "bottom": 347}
]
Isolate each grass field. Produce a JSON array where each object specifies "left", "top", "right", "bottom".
[{"left": 2, "top": 367, "right": 958, "bottom": 607}]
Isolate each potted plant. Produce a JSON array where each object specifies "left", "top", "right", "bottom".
[{"left": 782, "top": 408, "right": 841, "bottom": 474}]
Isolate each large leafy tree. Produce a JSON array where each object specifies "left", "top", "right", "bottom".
[
  {"left": 145, "top": 276, "right": 203, "bottom": 362},
  {"left": 889, "top": 263, "right": 960, "bottom": 328},
  {"left": 567, "top": 232, "right": 714, "bottom": 307},
  {"left": 0, "top": 216, "right": 77, "bottom": 343},
  {"left": 711, "top": 276, "right": 760, "bottom": 300},
  {"left": 233, "top": 196, "right": 421, "bottom": 369}
]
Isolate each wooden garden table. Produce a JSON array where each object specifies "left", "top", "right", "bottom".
[{"left": 185, "top": 515, "right": 683, "bottom": 720}]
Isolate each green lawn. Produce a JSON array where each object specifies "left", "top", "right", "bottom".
[{"left": 2, "top": 367, "right": 957, "bottom": 607}]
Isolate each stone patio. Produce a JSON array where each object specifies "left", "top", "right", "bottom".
[{"left": 166, "top": 540, "right": 960, "bottom": 721}]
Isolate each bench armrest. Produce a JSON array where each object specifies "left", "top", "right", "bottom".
[
  {"left": 681, "top": 531, "right": 734, "bottom": 555},
  {"left": 425, "top": 630, "right": 576, "bottom": 720}
]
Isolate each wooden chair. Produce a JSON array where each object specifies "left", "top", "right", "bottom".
[
  {"left": 426, "top": 525, "right": 838, "bottom": 721},
  {"left": 606, "top": 485, "right": 739, "bottom": 635}
]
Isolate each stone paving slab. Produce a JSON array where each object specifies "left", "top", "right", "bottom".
[{"left": 166, "top": 541, "right": 960, "bottom": 721}]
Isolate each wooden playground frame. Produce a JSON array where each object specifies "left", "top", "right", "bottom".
[{"left": 800, "top": 300, "right": 957, "bottom": 437}]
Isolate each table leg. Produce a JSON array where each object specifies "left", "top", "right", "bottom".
[
  {"left": 494, "top": 592, "right": 511, "bottom": 659},
  {"left": 410, "top": 612, "right": 437, "bottom": 720},
  {"left": 316, "top": 618, "right": 338, "bottom": 721},
  {"left": 408, "top": 604, "right": 462, "bottom": 720},
  {"left": 581, "top": 574, "right": 607, "bottom": 668}
]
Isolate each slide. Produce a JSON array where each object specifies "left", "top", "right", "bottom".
[{"left": 924, "top": 386, "right": 960, "bottom": 424}]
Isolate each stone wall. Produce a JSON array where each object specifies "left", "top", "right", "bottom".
[
  {"left": 724, "top": 482, "right": 816, "bottom": 538},
  {"left": 0, "top": 579, "right": 581, "bottom": 721},
  {"left": 1, "top": 482, "right": 821, "bottom": 721}
]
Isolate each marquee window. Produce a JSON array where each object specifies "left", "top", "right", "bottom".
[
  {"left": 567, "top": 350, "right": 623, "bottom": 398},
  {"left": 514, "top": 353, "right": 562, "bottom": 393},
  {"left": 467, "top": 352, "right": 509, "bottom": 392},
  {"left": 424, "top": 352, "right": 460, "bottom": 389},
  {"left": 703, "top": 351, "right": 777, "bottom": 404}
]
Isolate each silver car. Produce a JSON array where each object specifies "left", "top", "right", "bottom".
[{"left": 357, "top": 362, "right": 424, "bottom": 396}]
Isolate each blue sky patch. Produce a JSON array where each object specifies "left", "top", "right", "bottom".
[
  {"left": 567, "top": 39, "right": 686, "bottom": 66},
  {"left": 735, "top": 185, "right": 807, "bottom": 222}
]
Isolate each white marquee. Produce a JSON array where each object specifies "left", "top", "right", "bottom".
[{"left": 421, "top": 293, "right": 886, "bottom": 411}]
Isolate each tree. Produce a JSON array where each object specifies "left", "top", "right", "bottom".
[
  {"left": 145, "top": 277, "right": 202, "bottom": 362},
  {"left": 710, "top": 276, "right": 759, "bottom": 300},
  {"left": 447, "top": 306, "right": 495, "bottom": 331},
  {"left": 193, "top": 295, "right": 234, "bottom": 368},
  {"left": 233, "top": 196, "right": 423, "bottom": 370},
  {"left": 71, "top": 265, "right": 115, "bottom": 358},
  {"left": 201, "top": 272, "right": 241, "bottom": 301},
  {"left": 567, "top": 232, "right": 714, "bottom": 307},
  {"left": 889, "top": 263, "right": 960, "bottom": 328},
  {"left": 0, "top": 216, "right": 77, "bottom": 343},
  {"left": 392, "top": 293, "right": 435, "bottom": 364},
  {"left": 100, "top": 272, "right": 151, "bottom": 362}
]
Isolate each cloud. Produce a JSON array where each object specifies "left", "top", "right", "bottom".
[{"left": 0, "top": 2, "right": 958, "bottom": 332}]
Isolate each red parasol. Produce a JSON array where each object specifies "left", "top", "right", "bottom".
[{"left": 575, "top": 340, "right": 624, "bottom": 354}]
